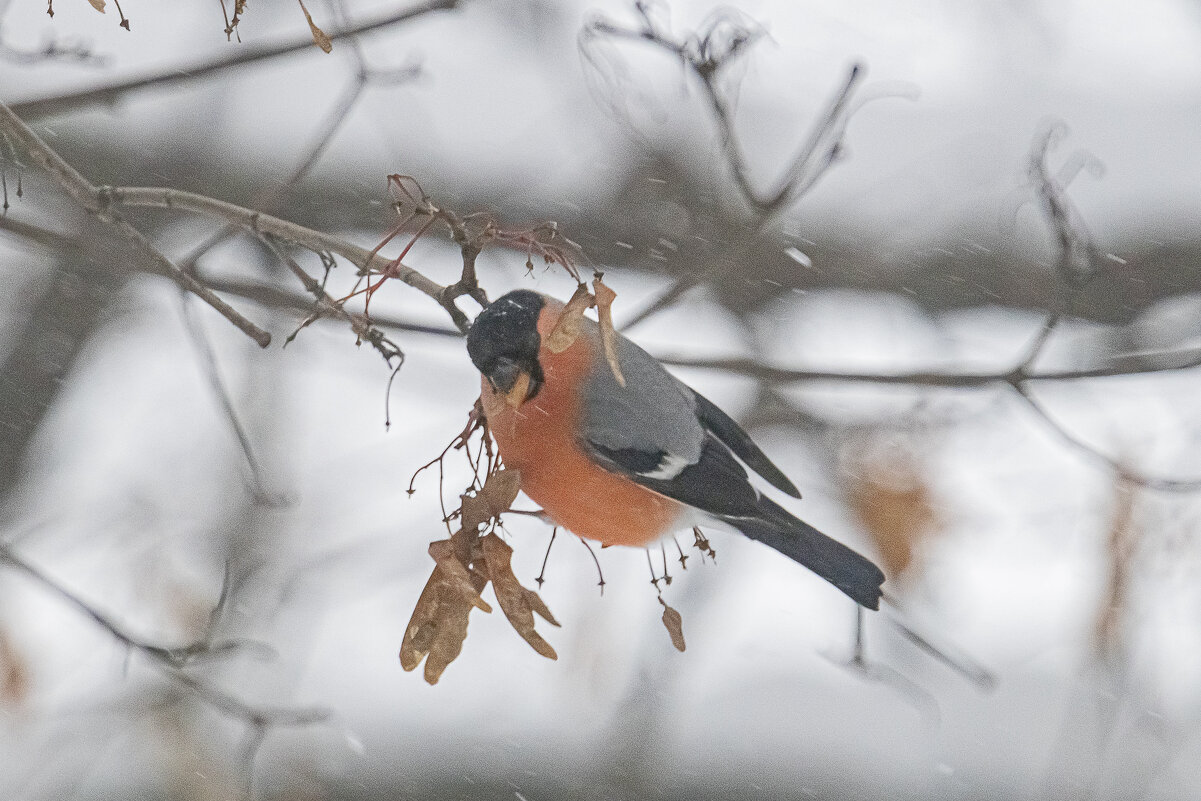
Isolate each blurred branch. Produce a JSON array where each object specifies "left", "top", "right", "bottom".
[
  {"left": 179, "top": 295, "right": 275, "bottom": 502},
  {"left": 0, "top": 100, "right": 273, "bottom": 347},
  {"left": 177, "top": 56, "right": 421, "bottom": 276},
  {"left": 1030, "top": 122, "right": 1103, "bottom": 293},
  {"left": 1016, "top": 122, "right": 1105, "bottom": 372},
  {"left": 0, "top": 543, "right": 328, "bottom": 727},
  {"left": 583, "top": 3, "right": 862, "bottom": 216},
  {"left": 0, "top": 35, "right": 109, "bottom": 67},
  {"left": 658, "top": 347, "right": 1201, "bottom": 386},
  {"left": 583, "top": 4, "right": 890, "bottom": 333},
  {"left": 1012, "top": 385, "right": 1201, "bottom": 492},
  {"left": 10, "top": 0, "right": 459, "bottom": 120},
  {"left": 167, "top": 26, "right": 421, "bottom": 501}
]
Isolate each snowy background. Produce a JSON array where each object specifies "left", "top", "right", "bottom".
[{"left": 3, "top": 0, "right": 1201, "bottom": 799}]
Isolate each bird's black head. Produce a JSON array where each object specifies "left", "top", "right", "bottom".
[{"left": 467, "top": 289, "right": 546, "bottom": 402}]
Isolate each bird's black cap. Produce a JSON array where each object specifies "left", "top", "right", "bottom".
[{"left": 467, "top": 290, "right": 546, "bottom": 399}]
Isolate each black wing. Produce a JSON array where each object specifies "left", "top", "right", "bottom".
[
  {"left": 691, "top": 389, "right": 800, "bottom": 498},
  {"left": 578, "top": 323, "right": 885, "bottom": 607},
  {"left": 590, "top": 431, "right": 885, "bottom": 609}
]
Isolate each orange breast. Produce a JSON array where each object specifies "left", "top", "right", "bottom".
[{"left": 479, "top": 304, "right": 681, "bottom": 547}]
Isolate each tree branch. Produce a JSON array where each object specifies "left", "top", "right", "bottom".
[
  {"left": 11, "top": 0, "right": 460, "bottom": 120},
  {"left": 583, "top": 5, "right": 863, "bottom": 217},
  {"left": 657, "top": 348, "right": 1201, "bottom": 387},
  {"left": 0, "top": 100, "right": 273, "bottom": 347},
  {"left": 0, "top": 96, "right": 465, "bottom": 335},
  {"left": 1012, "top": 384, "right": 1201, "bottom": 493},
  {"left": 105, "top": 185, "right": 451, "bottom": 311},
  {"left": 0, "top": 542, "right": 329, "bottom": 727}
]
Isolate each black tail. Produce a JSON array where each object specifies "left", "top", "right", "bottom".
[{"left": 724, "top": 497, "right": 885, "bottom": 609}]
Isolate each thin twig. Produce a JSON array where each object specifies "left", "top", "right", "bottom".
[
  {"left": 583, "top": 7, "right": 864, "bottom": 216},
  {"left": 0, "top": 215, "right": 463, "bottom": 339},
  {"left": 0, "top": 543, "right": 329, "bottom": 727},
  {"left": 0, "top": 100, "right": 273, "bottom": 347},
  {"left": 655, "top": 348, "right": 1201, "bottom": 387},
  {"left": 176, "top": 57, "right": 421, "bottom": 276},
  {"left": 578, "top": 536, "right": 606, "bottom": 595},
  {"left": 11, "top": 0, "right": 460, "bottom": 120},
  {"left": 102, "top": 184, "right": 461, "bottom": 330},
  {"left": 1015, "top": 122, "right": 1104, "bottom": 372},
  {"left": 535, "top": 527, "right": 558, "bottom": 589},
  {"left": 263, "top": 236, "right": 407, "bottom": 370},
  {"left": 179, "top": 298, "right": 273, "bottom": 501},
  {"left": 1012, "top": 384, "right": 1201, "bottom": 493}
]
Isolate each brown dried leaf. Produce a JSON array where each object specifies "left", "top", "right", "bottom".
[
  {"left": 401, "top": 539, "right": 492, "bottom": 685},
  {"left": 86, "top": 0, "right": 105, "bottom": 11},
  {"left": 460, "top": 468, "right": 522, "bottom": 532},
  {"left": 847, "top": 452, "right": 939, "bottom": 580},
  {"left": 1096, "top": 479, "right": 1139, "bottom": 660},
  {"left": 0, "top": 629, "right": 30, "bottom": 707},
  {"left": 543, "top": 283, "right": 595, "bottom": 353},
  {"left": 400, "top": 567, "right": 445, "bottom": 669},
  {"left": 428, "top": 539, "right": 491, "bottom": 612},
  {"left": 480, "top": 533, "right": 560, "bottom": 660},
  {"left": 297, "top": 0, "right": 333, "bottom": 53},
  {"left": 398, "top": 566, "right": 479, "bottom": 684},
  {"left": 658, "top": 597, "right": 685, "bottom": 652},
  {"left": 401, "top": 530, "right": 492, "bottom": 683},
  {"left": 592, "top": 275, "right": 625, "bottom": 387}
]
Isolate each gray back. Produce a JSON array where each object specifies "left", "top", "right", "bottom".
[{"left": 579, "top": 318, "right": 704, "bottom": 465}]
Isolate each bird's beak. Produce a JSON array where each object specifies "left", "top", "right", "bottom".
[{"left": 505, "top": 370, "right": 532, "bottom": 407}]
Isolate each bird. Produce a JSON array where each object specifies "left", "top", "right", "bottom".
[{"left": 466, "top": 288, "right": 885, "bottom": 609}]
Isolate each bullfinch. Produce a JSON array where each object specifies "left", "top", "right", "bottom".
[{"left": 466, "top": 289, "right": 885, "bottom": 609}]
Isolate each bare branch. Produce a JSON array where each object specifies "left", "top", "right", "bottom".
[
  {"left": 104, "top": 185, "right": 451, "bottom": 313},
  {"left": 1012, "top": 384, "right": 1201, "bottom": 493},
  {"left": 0, "top": 100, "right": 273, "bottom": 347},
  {"left": 261, "top": 235, "right": 408, "bottom": 368},
  {"left": 11, "top": 0, "right": 460, "bottom": 120},
  {"left": 583, "top": 5, "right": 865, "bottom": 216},
  {"left": 0, "top": 205, "right": 465, "bottom": 340},
  {"left": 205, "top": 275, "right": 461, "bottom": 340},
  {"left": 1015, "top": 123, "right": 1105, "bottom": 372},
  {"left": 0, "top": 35, "right": 109, "bottom": 67},
  {"left": 657, "top": 347, "right": 1201, "bottom": 387},
  {"left": 0, "top": 542, "right": 329, "bottom": 727}
]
